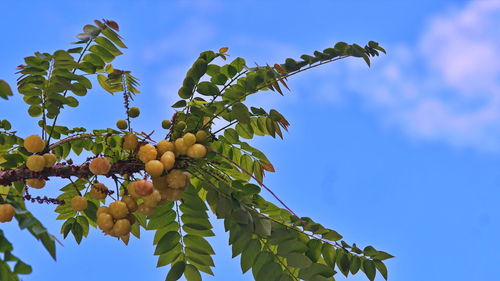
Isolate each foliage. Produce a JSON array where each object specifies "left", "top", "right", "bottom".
[{"left": 0, "top": 19, "right": 391, "bottom": 281}]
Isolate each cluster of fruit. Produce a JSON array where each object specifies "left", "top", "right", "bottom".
[{"left": 23, "top": 135, "right": 57, "bottom": 189}]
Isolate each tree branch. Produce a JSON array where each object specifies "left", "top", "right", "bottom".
[{"left": 0, "top": 160, "right": 144, "bottom": 186}]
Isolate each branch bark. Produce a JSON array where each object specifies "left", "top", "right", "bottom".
[{"left": 0, "top": 160, "right": 144, "bottom": 186}]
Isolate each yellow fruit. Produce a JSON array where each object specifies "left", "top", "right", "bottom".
[
  {"left": 160, "top": 151, "right": 175, "bottom": 171},
  {"left": 97, "top": 213, "right": 114, "bottom": 231},
  {"left": 71, "top": 196, "right": 88, "bottom": 211},
  {"left": 145, "top": 160, "right": 164, "bottom": 178},
  {"left": 122, "top": 196, "right": 138, "bottom": 212},
  {"left": 127, "top": 107, "right": 140, "bottom": 118},
  {"left": 0, "top": 204, "right": 15, "bottom": 223},
  {"left": 203, "top": 117, "right": 211, "bottom": 126},
  {"left": 164, "top": 188, "right": 184, "bottom": 201},
  {"left": 26, "top": 178, "right": 45, "bottom": 189},
  {"left": 157, "top": 140, "right": 175, "bottom": 155},
  {"left": 123, "top": 134, "right": 139, "bottom": 150},
  {"left": 166, "top": 169, "right": 187, "bottom": 190},
  {"left": 108, "top": 201, "right": 128, "bottom": 219},
  {"left": 116, "top": 120, "right": 128, "bottom": 130},
  {"left": 183, "top": 133, "right": 196, "bottom": 147},
  {"left": 153, "top": 176, "right": 169, "bottom": 190},
  {"left": 89, "top": 183, "right": 108, "bottom": 200},
  {"left": 134, "top": 180, "right": 154, "bottom": 197},
  {"left": 186, "top": 144, "right": 207, "bottom": 159},
  {"left": 137, "top": 144, "right": 157, "bottom": 163},
  {"left": 195, "top": 130, "right": 208, "bottom": 143},
  {"left": 174, "top": 138, "right": 187, "bottom": 155},
  {"left": 24, "top": 135, "right": 45, "bottom": 153},
  {"left": 26, "top": 155, "right": 46, "bottom": 172},
  {"left": 89, "top": 157, "right": 111, "bottom": 175},
  {"left": 127, "top": 182, "right": 141, "bottom": 199},
  {"left": 137, "top": 203, "right": 155, "bottom": 216},
  {"left": 113, "top": 219, "right": 131, "bottom": 237},
  {"left": 42, "top": 153, "right": 57, "bottom": 167},
  {"left": 143, "top": 190, "right": 161, "bottom": 207},
  {"left": 96, "top": 206, "right": 110, "bottom": 217}
]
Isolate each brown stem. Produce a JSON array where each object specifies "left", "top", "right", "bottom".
[{"left": 0, "top": 160, "right": 144, "bottom": 186}]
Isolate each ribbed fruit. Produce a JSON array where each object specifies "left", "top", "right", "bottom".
[
  {"left": 26, "top": 155, "right": 46, "bottom": 172},
  {"left": 24, "top": 135, "right": 45, "bottom": 153},
  {"left": 89, "top": 157, "right": 111, "bottom": 175}
]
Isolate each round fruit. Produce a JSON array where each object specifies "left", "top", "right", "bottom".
[
  {"left": 71, "top": 196, "right": 88, "bottom": 211},
  {"left": 89, "top": 183, "right": 108, "bottom": 200},
  {"left": 145, "top": 160, "right": 164, "bottom": 178},
  {"left": 134, "top": 180, "right": 154, "bottom": 197},
  {"left": 97, "top": 213, "right": 114, "bottom": 231},
  {"left": 143, "top": 190, "right": 161, "bottom": 207},
  {"left": 0, "top": 204, "right": 15, "bottom": 223},
  {"left": 125, "top": 213, "right": 136, "bottom": 225},
  {"left": 26, "top": 155, "right": 46, "bottom": 172},
  {"left": 24, "top": 135, "right": 45, "bottom": 153},
  {"left": 195, "top": 130, "right": 208, "bottom": 143},
  {"left": 160, "top": 151, "right": 175, "bottom": 171},
  {"left": 112, "top": 219, "right": 131, "bottom": 237},
  {"left": 122, "top": 196, "right": 138, "bottom": 212},
  {"left": 26, "top": 178, "right": 45, "bottom": 189},
  {"left": 127, "top": 107, "right": 140, "bottom": 118},
  {"left": 123, "top": 134, "right": 139, "bottom": 150},
  {"left": 157, "top": 140, "right": 175, "bottom": 155},
  {"left": 165, "top": 188, "right": 184, "bottom": 201},
  {"left": 116, "top": 120, "right": 128, "bottom": 130},
  {"left": 203, "top": 117, "right": 211, "bottom": 126},
  {"left": 174, "top": 138, "right": 187, "bottom": 155},
  {"left": 161, "top": 120, "right": 172, "bottom": 129},
  {"left": 42, "top": 153, "right": 57, "bottom": 167},
  {"left": 186, "top": 144, "right": 207, "bottom": 159},
  {"left": 108, "top": 201, "right": 128, "bottom": 219},
  {"left": 137, "top": 144, "right": 157, "bottom": 163},
  {"left": 183, "top": 133, "right": 196, "bottom": 147},
  {"left": 175, "top": 121, "right": 186, "bottom": 130},
  {"left": 166, "top": 169, "right": 187, "bottom": 190},
  {"left": 137, "top": 203, "right": 155, "bottom": 216},
  {"left": 89, "top": 157, "right": 111, "bottom": 175},
  {"left": 152, "top": 176, "right": 168, "bottom": 190},
  {"left": 127, "top": 182, "right": 141, "bottom": 199},
  {"left": 96, "top": 206, "right": 110, "bottom": 217}
]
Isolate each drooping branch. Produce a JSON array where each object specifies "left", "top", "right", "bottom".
[{"left": 0, "top": 160, "right": 144, "bottom": 186}]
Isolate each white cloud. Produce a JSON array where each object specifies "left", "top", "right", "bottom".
[{"left": 337, "top": 0, "right": 500, "bottom": 150}]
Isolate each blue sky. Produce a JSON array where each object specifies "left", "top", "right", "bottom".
[{"left": 1, "top": 0, "right": 499, "bottom": 280}]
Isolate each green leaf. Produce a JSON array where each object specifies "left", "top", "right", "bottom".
[
  {"left": 350, "top": 255, "right": 361, "bottom": 274},
  {"left": 362, "top": 259, "right": 376, "bottom": 281},
  {"left": 95, "top": 36, "right": 123, "bottom": 56},
  {"left": 286, "top": 252, "right": 312, "bottom": 268},
  {"left": 83, "top": 53, "right": 105, "bottom": 68},
  {"left": 374, "top": 260, "right": 388, "bottom": 280},
  {"left": 184, "top": 264, "right": 202, "bottom": 281},
  {"left": 254, "top": 218, "right": 271, "bottom": 236},
  {"left": 235, "top": 123, "right": 253, "bottom": 139},
  {"left": 28, "top": 105, "right": 42, "bottom": 117},
  {"left": 14, "top": 260, "right": 32, "bottom": 274},
  {"left": 155, "top": 231, "right": 181, "bottom": 255},
  {"left": 89, "top": 45, "right": 115, "bottom": 62},
  {"left": 0, "top": 80, "right": 13, "bottom": 100},
  {"left": 336, "top": 250, "right": 350, "bottom": 277},
  {"left": 231, "top": 103, "right": 250, "bottom": 124},
  {"left": 166, "top": 261, "right": 185, "bottom": 281},
  {"left": 172, "top": 100, "right": 187, "bottom": 108},
  {"left": 101, "top": 28, "right": 127, "bottom": 48},
  {"left": 184, "top": 235, "right": 215, "bottom": 255},
  {"left": 197, "top": 82, "right": 219, "bottom": 96},
  {"left": 240, "top": 239, "right": 260, "bottom": 273}
]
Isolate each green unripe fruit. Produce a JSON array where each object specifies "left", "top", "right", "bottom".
[
  {"left": 128, "top": 107, "right": 140, "bottom": 118},
  {"left": 175, "top": 121, "right": 186, "bottom": 131},
  {"left": 116, "top": 120, "right": 128, "bottom": 130},
  {"left": 161, "top": 120, "right": 171, "bottom": 129}
]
